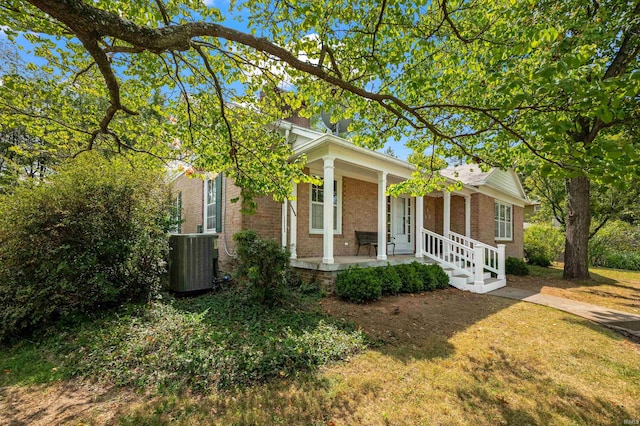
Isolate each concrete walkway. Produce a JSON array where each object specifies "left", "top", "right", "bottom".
[{"left": 490, "top": 286, "right": 640, "bottom": 340}]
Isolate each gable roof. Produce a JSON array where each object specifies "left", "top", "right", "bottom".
[{"left": 440, "top": 164, "right": 529, "bottom": 202}]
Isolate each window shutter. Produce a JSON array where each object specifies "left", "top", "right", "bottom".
[{"left": 215, "top": 174, "right": 223, "bottom": 232}]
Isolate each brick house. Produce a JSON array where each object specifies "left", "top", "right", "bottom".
[{"left": 171, "top": 122, "right": 530, "bottom": 294}]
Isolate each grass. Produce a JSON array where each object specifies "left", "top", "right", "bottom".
[
  {"left": 1, "top": 268, "right": 640, "bottom": 425},
  {"left": 508, "top": 263, "right": 640, "bottom": 314}
]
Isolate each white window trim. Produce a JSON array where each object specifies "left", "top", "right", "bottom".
[
  {"left": 170, "top": 191, "right": 182, "bottom": 234},
  {"left": 203, "top": 178, "right": 218, "bottom": 233},
  {"left": 494, "top": 200, "right": 513, "bottom": 241},
  {"left": 309, "top": 175, "right": 342, "bottom": 235}
]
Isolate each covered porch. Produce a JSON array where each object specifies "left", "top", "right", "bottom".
[{"left": 280, "top": 134, "right": 478, "bottom": 265}]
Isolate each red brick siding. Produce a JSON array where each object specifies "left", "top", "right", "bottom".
[
  {"left": 217, "top": 178, "right": 243, "bottom": 273},
  {"left": 243, "top": 195, "right": 282, "bottom": 242},
  {"left": 449, "top": 195, "right": 466, "bottom": 235},
  {"left": 171, "top": 174, "right": 203, "bottom": 234},
  {"left": 470, "top": 193, "right": 524, "bottom": 259},
  {"left": 296, "top": 176, "right": 378, "bottom": 258}
]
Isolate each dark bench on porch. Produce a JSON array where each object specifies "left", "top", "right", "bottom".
[{"left": 355, "top": 231, "right": 395, "bottom": 256}]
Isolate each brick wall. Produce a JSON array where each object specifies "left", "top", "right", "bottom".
[
  {"left": 470, "top": 193, "right": 524, "bottom": 259},
  {"left": 218, "top": 178, "right": 285, "bottom": 273},
  {"left": 423, "top": 196, "right": 443, "bottom": 234},
  {"left": 295, "top": 176, "right": 378, "bottom": 258},
  {"left": 216, "top": 177, "right": 243, "bottom": 273},
  {"left": 450, "top": 195, "right": 466, "bottom": 235},
  {"left": 244, "top": 195, "right": 282, "bottom": 242},
  {"left": 171, "top": 174, "right": 203, "bottom": 233}
]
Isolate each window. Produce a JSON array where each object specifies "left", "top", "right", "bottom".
[
  {"left": 309, "top": 177, "right": 342, "bottom": 234},
  {"left": 495, "top": 201, "right": 513, "bottom": 240},
  {"left": 204, "top": 175, "right": 222, "bottom": 233},
  {"left": 170, "top": 191, "right": 182, "bottom": 233}
]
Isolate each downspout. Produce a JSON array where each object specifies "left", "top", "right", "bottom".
[{"left": 221, "top": 172, "right": 236, "bottom": 258}]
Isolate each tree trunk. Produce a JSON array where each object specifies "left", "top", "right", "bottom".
[{"left": 563, "top": 176, "right": 591, "bottom": 280}]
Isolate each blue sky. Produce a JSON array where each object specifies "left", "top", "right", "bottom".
[{"left": 1, "top": 1, "right": 413, "bottom": 161}]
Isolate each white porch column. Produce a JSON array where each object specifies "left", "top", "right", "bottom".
[
  {"left": 415, "top": 195, "right": 424, "bottom": 258},
  {"left": 377, "top": 171, "right": 388, "bottom": 260},
  {"left": 322, "top": 156, "right": 335, "bottom": 264},
  {"left": 443, "top": 191, "right": 451, "bottom": 237},
  {"left": 281, "top": 200, "right": 288, "bottom": 248},
  {"left": 464, "top": 195, "right": 471, "bottom": 238},
  {"left": 290, "top": 182, "right": 297, "bottom": 259}
]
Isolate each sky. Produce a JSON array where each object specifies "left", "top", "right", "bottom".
[{"left": 1, "top": 1, "right": 413, "bottom": 161}]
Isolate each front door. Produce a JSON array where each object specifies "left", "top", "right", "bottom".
[{"left": 388, "top": 195, "right": 414, "bottom": 254}]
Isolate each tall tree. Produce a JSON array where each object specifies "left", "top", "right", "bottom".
[{"left": 1, "top": 0, "right": 638, "bottom": 278}]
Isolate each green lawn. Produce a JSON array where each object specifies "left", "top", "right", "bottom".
[{"left": 1, "top": 268, "right": 639, "bottom": 425}]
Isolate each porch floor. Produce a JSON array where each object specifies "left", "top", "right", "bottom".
[{"left": 291, "top": 254, "right": 434, "bottom": 272}]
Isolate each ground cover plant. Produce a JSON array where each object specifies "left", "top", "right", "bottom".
[
  {"left": 2, "top": 268, "right": 639, "bottom": 425},
  {"left": 0, "top": 288, "right": 365, "bottom": 395}
]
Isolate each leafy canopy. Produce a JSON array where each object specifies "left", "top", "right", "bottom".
[{"left": 0, "top": 0, "right": 637, "bottom": 199}]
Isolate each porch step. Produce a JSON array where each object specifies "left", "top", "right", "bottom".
[{"left": 448, "top": 277, "right": 506, "bottom": 294}]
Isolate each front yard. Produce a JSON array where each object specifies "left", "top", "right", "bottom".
[
  {"left": 510, "top": 264, "right": 640, "bottom": 314},
  {"left": 1, "top": 267, "right": 639, "bottom": 425}
]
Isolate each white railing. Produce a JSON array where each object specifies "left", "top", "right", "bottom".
[
  {"left": 422, "top": 229, "right": 506, "bottom": 285},
  {"left": 447, "top": 230, "right": 505, "bottom": 279},
  {"left": 421, "top": 229, "right": 473, "bottom": 277},
  {"left": 448, "top": 230, "right": 474, "bottom": 248}
]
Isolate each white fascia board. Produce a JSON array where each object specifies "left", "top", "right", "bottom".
[
  {"left": 474, "top": 185, "right": 528, "bottom": 208},
  {"left": 294, "top": 134, "right": 415, "bottom": 177},
  {"left": 510, "top": 169, "right": 530, "bottom": 201}
]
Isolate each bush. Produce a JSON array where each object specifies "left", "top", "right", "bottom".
[
  {"left": 602, "top": 252, "right": 640, "bottom": 271},
  {"left": 524, "top": 223, "right": 564, "bottom": 267},
  {"left": 589, "top": 221, "right": 640, "bottom": 269},
  {"left": 335, "top": 266, "right": 382, "bottom": 303},
  {"left": 376, "top": 265, "right": 403, "bottom": 295},
  {"left": 423, "top": 263, "right": 450, "bottom": 289},
  {"left": 0, "top": 153, "right": 170, "bottom": 341},
  {"left": 335, "top": 263, "right": 449, "bottom": 303},
  {"left": 233, "top": 230, "right": 291, "bottom": 304},
  {"left": 505, "top": 257, "right": 529, "bottom": 276},
  {"left": 395, "top": 263, "right": 424, "bottom": 293},
  {"left": 527, "top": 254, "right": 552, "bottom": 267}
]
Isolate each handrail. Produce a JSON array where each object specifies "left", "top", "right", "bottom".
[
  {"left": 421, "top": 228, "right": 474, "bottom": 277},
  {"left": 447, "top": 231, "right": 504, "bottom": 277},
  {"left": 421, "top": 229, "right": 506, "bottom": 286}
]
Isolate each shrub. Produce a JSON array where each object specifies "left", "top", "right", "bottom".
[
  {"left": 233, "top": 230, "right": 291, "bottom": 304},
  {"left": 376, "top": 265, "right": 402, "bottom": 295},
  {"left": 395, "top": 263, "right": 423, "bottom": 293},
  {"left": 423, "top": 263, "right": 450, "bottom": 289},
  {"left": 0, "top": 153, "right": 170, "bottom": 341},
  {"left": 505, "top": 257, "right": 529, "bottom": 276},
  {"left": 589, "top": 221, "right": 640, "bottom": 268},
  {"left": 527, "top": 254, "right": 552, "bottom": 267},
  {"left": 524, "top": 223, "right": 564, "bottom": 267},
  {"left": 335, "top": 266, "right": 382, "bottom": 303},
  {"left": 602, "top": 252, "right": 640, "bottom": 271}
]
